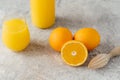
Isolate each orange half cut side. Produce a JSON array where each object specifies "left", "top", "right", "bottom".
[{"left": 61, "top": 40, "right": 88, "bottom": 66}]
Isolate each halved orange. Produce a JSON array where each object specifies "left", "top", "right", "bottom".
[{"left": 61, "top": 40, "right": 88, "bottom": 66}]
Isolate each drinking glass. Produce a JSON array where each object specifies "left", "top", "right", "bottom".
[{"left": 2, "top": 14, "right": 30, "bottom": 51}]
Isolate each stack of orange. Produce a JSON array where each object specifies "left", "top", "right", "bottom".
[{"left": 49, "top": 27, "right": 101, "bottom": 66}]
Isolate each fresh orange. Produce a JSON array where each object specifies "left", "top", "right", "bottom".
[
  {"left": 49, "top": 27, "right": 73, "bottom": 51},
  {"left": 74, "top": 27, "right": 100, "bottom": 51},
  {"left": 61, "top": 40, "right": 88, "bottom": 66}
]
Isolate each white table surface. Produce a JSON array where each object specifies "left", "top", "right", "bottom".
[{"left": 0, "top": 0, "right": 120, "bottom": 80}]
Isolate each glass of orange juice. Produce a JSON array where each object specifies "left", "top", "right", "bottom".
[{"left": 2, "top": 14, "right": 30, "bottom": 51}]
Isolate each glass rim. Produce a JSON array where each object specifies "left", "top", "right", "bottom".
[{"left": 2, "top": 18, "right": 28, "bottom": 34}]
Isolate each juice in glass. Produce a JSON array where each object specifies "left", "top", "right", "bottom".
[
  {"left": 2, "top": 18, "right": 30, "bottom": 51},
  {"left": 30, "top": 0, "right": 55, "bottom": 28}
]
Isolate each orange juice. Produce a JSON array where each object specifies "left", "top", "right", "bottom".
[
  {"left": 30, "top": 0, "right": 55, "bottom": 28},
  {"left": 2, "top": 19, "right": 30, "bottom": 51}
]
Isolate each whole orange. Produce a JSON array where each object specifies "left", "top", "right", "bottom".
[
  {"left": 49, "top": 27, "right": 73, "bottom": 51},
  {"left": 74, "top": 27, "right": 100, "bottom": 51}
]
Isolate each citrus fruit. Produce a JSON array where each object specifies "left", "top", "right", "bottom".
[
  {"left": 49, "top": 27, "right": 73, "bottom": 51},
  {"left": 61, "top": 40, "right": 88, "bottom": 66},
  {"left": 74, "top": 27, "right": 100, "bottom": 51}
]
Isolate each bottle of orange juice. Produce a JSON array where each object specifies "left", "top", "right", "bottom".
[{"left": 30, "top": 0, "right": 55, "bottom": 29}]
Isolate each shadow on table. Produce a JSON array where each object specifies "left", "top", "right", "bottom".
[
  {"left": 18, "top": 39, "right": 48, "bottom": 56},
  {"left": 50, "top": 16, "right": 86, "bottom": 29},
  {"left": 83, "top": 41, "right": 114, "bottom": 67}
]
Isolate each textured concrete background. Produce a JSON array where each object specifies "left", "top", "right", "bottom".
[{"left": 0, "top": 0, "right": 120, "bottom": 80}]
